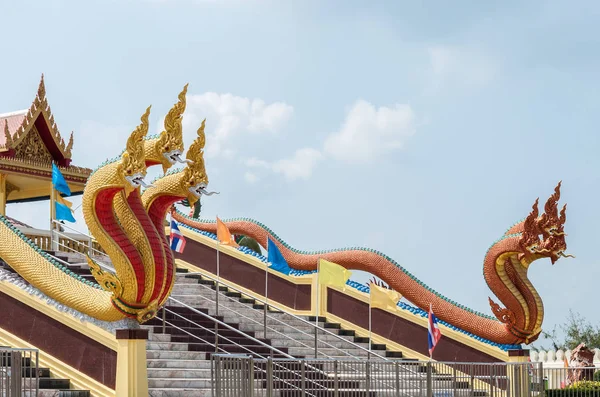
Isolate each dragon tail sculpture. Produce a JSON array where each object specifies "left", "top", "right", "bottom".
[{"left": 172, "top": 183, "right": 572, "bottom": 345}]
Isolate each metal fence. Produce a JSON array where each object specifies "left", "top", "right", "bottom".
[
  {"left": 542, "top": 366, "right": 600, "bottom": 396},
  {"left": 0, "top": 347, "right": 39, "bottom": 397},
  {"left": 212, "top": 354, "right": 554, "bottom": 397}
]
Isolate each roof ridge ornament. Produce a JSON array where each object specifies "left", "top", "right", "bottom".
[
  {"left": 3, "top": 120, "right": 12, "bottom": 148},
  {"left": 37, "top": 74, "right": 46, "bottom": 100}
]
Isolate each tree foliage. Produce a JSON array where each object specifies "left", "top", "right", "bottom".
[
  {"left": 538, "top": 310, "right": 600, "bottom": 350},
  {"left": 238, "top": 236, "right": 262, "bottom": 255},
  {"left": 181, "top": 198, "right": 202, "bottom": 219}
]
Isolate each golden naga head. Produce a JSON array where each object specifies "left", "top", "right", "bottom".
[
  {"left": 153, "top": 84, "right": 189, "bottom": 173},
  {"left": 180, "top": 119, "right": 219, "bottom": 206},
  {"left": 119, "top": 106, "right": 152, "bottom": 196}
]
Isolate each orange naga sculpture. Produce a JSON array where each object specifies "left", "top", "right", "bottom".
[{"left": 172, "top": 182, "right": 572, "bottom": 345}]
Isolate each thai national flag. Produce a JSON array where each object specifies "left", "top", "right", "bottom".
[
  {"left": 428, "top": 304, "right": 442, "bottom": 358},
  {"left": 170, "top": 220, "right": 186, "bottom": 253}
]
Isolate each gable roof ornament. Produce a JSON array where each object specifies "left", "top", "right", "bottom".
[{"left": 6, "top": 74, "right": 74, "bottom": 160}]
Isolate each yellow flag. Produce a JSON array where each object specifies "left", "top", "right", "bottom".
[
  {"left": 216, "top": 217, "right": 239, "bottom": 248},
  {"left": 318, "top": 259, "right": 351, "bottom": 289},
  {"left": 370, "top": 283, "right": 401, "bottom": 311},
  {"left": 56, "top": 195, "right": 73, "bottom": 209}
]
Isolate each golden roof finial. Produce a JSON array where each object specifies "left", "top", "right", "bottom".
[
  {"left": 37, "top": 73, "right": 46, "bottom": 100},
  {"left": 3, "top": 120, "right": 12, "bottom": 148}
]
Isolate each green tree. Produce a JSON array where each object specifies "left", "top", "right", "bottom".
[
  {"left": 181, "top": 198, "right": 201, "bottom": 219},
  {"left": 237, "top": 236, "right": 262, "bottom": 255},
  {"left": 537, "top": 310, "right": 600, "bottom": 350}
]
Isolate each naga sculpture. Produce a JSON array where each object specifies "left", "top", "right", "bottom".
[
  {"left": 171, "top": 183, "right": 572, "bottom": 345},
  {"left": 141, "top": 120, "right": 217, "bottom": 307},
  {"left": 0, "top": 85, "right": 216, "bottom": 324}
]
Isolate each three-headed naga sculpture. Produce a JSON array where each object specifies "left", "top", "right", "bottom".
[
  {"left": 172, "top": 183, "right": 572, "bottom": 345},
  {"left": 0, "top": 85, "right": 215, "bottom": 323}
]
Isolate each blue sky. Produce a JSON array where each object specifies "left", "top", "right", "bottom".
[{"left": 1, "top": 0, "right": 599, "bottom": 348}]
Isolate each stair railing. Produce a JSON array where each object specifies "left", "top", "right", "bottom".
[
  {"left": 172, "top": 272, "right": 418, "bottom": 392},
  {"left": 176, "top": 271, "right": 389, "bottom": 361},
  {"left": 50, "top": 238, "right": 115, "bottom": 274},
  {"left": 162, "top": 297, "right": 329, "bottom": 396},
  {"left": 50, "top": 220, "right": 107, "bottom": 258}
]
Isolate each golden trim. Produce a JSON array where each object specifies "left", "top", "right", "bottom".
[
  {"left": 0, "top": 281, "right": 118, "bottom": 351},
  {"left": 0, "top": 327, "right": 115, "bottom": 397}
]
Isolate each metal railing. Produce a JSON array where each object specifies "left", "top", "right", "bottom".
[
  {"left": 174, "top": 271, "right": 389, "bottom": 361},
  {"left": 543, "top": 366, "right": 600, "bottom": 395},
  {"left": 50, "top": 220, "right": 107, "bottom": 258},
  {"left": 212, "top": 355, "right": 548, "bottom": 397},
  {"left": 0, "top": 347, "right": 39, "bottom": 397}
]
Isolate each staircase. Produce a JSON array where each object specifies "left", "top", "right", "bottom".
[
  {"left": 2, "top": 242, "right": 489, "bottom": 396},
  {"left": 0, "top": 253, "right": 92, "bottom": 396}
]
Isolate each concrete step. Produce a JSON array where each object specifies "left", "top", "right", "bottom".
[
  {"left": 149, "top": 377, "right": 212, "bottom": 389},
  {"left": 148, "top": 368, "right": 211, "bottom": 379},
  {"left": 149, "top": 389, "right": 212, "bottom": 397},
  {"left": 147, "top": 350, "right": 207, "bottom": 360},
  {"left": 148, "top": 359, "right": 212, "bottom": 369}
]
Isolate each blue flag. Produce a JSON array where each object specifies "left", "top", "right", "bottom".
[
  {"left": 55, "top": 201, "right": 76, "bottom": 223},
  {"left": 267, "top": 238, "right": 291, "bottom": 275},
  {"left": 52, "top": 163, "right": 71, "bottom": 196}
]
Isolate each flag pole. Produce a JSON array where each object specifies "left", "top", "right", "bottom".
[
  {"left": 368, "top": 285, "right": 372, "bottom": 360},
  {"left": 264, "top": 258, "right": 269, "bottom": 349},
  {"left": 50, "top": 179, "right": 57, "bottom": 251},
  {"left": 314, "top": 258, "right": 320, "bottom": 358},
  {"left": 214, "top": 219, "right": 220, "bottom": 354},
  {"left": 216, "top": 241, "right": 220, "bottom": 316}
]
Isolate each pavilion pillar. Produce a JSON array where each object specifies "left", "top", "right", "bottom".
[{"left": 0, "top": 174, "right": 6, "bottom": 216}]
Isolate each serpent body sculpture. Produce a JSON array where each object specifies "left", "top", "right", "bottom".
[
  {"left": 172, "top": 184, "right": 571, "bottom": 345},
  {"left": 141, "top": 122, "right": 216, "bottom": 307},
  {"left": 0, "top": 107, "right": 162, "bottom": 322},
  {"left": 111, "top": 85, "right": 189, "bottom": 307}
]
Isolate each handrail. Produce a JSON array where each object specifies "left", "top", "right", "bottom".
[
  {"left": 166, "top": 296, "right": 293, "bottom": 359},
  {"left": 177, "top": 271, "right": 389, "bottom": 361},
  {"left": 163, "top": 297, "right": 328, "bottom": 394},
  {"left": 52, "top": 238, "right": 115, "bottom": 274},
  {"left": 50, "top": 223, "right": 108, "bottom": 259},
  {"left": 175, "top": 273, "right": 374, "bottom": 361}
]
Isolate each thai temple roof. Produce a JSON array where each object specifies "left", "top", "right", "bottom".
[{"left": 0, "top": 75, "right": 91, "bottom": 203}]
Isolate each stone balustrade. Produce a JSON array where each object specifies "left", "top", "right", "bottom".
[{"left": 531, "top": 348, "right": 600, "bottom": 368}]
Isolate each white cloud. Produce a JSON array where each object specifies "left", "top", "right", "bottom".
[
  {"left": 244, "top": 172, "right": 259, "bottom": 184},
  {"left": 271, "top": 148, "right": 323, "bottom": 181},
  {"left": 176, "top": 92, "right": 293, "bottom": 158},
  {"left": 323, "top": 100, "right": 416, "bottom": 163},
  {"left": 243, "top": 148, "right": 323, "bottom": 182},
  {"left": 245, "top": 157, "right": 270, "bottom": 169},
  {"left": 426, "top": 46, "right": 497, "bottom": 91}
]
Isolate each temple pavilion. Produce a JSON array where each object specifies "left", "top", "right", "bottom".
[{"left": 0, "top": 75, "right": 91, "bottom": 218}]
